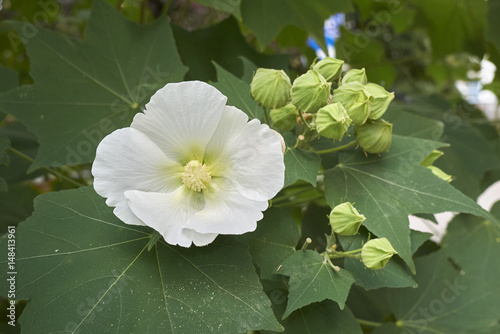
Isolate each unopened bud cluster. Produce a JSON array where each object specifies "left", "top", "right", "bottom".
[{"left": 250, "top": 59, "right": 395, "bottom": 153}]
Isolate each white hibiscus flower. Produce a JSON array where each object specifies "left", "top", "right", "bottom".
[{"left": 92, "top": 81, "right": 285, "bottom": 247}]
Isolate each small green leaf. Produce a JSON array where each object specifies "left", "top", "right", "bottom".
[
  {"left": 278, "top": 250, "right": 355, "bottom": 319},
  {"left": 239, "top": 207, "right": 300, "bottom": 280},
  {"left": 0, "top": 187, "right": 283, "bottom": 333},
  {"left": 284, "top": 148, "right": 321, "bottom": 187},
  {"left": 147, "top": 231, "right": 162, "bottom": 251},
  {"left": 0, "top": 0, "right": 187, "bottom": 171},
  {"left": 324, "top": 135, "right": 497, "bottom": 273},
  {"left": 211, "top": 61, "right": 265, "bottom": 122}
]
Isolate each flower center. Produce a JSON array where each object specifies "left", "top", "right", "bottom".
[{"left": 182, "top": 160, "right": 212, "bottom": 192}]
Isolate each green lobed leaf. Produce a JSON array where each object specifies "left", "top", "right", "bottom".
[
  {"left": 278, "top": 250, "right": 355, "bottom": 319},
  {"left": 338, "top": 229, "right": 432, "bottom": 290},
  {"left": 240, "top": 0, "right": 353, "bottom": 50},
  {"left": 324, "top": 135, "right": 497, "bottom": 273},
  {"left": 191, "top": 0, "right": 242, "bottom": 19},
  {"left": 0, "top": 0, "right": 188, "bottom": 171},
  {"left": 238, "top": 207, "right": 300, "bottom": 280},
  {"left": 211, "top": 61, "right": 265, "bottom": 122},
  {"left": 283, "top": 148, "right": 321, "bottom": 187},
  {"left": 387, "top": 250, "right": 500, "bottom": 333},
  {"left": 0, "top": 186, "right": 283, "bottom": 333}
]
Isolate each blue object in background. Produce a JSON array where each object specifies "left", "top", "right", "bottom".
[
  {"left": 307, "top": 13, "right": 345, "bottom": 59},
  {"left": 306, "top": 38, "right": 327, "bottom": 59}
]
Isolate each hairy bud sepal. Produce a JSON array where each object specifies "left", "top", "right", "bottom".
[
  {"left": 355, "top": 119, "right": 393, "bottom": 154},
  {"left": 291, "top": 70, "right": 331, "bottom": 114},
  {"left": 332, "top": 82, "right": 373, "bottom": 125},
  {"left": 316, "top": 103, "right": 352, "bottom": 141},
  {"left": 342, "top": 68, "right": 367, "bottom": 85},
  {"left": 312, "top": 57, "right": 344, "bottom": 82},
  {"left": 329, "top": 202, "right": 366, "bottom": 236},
  {"left": 361, "top": 238, "right": 398, "bottom": 270},
  {"left": 364, "top": 83, "right": 394, "bottom": 120},
  {"left": 250, "top": 68, "right": 291, "bottom": 109}
]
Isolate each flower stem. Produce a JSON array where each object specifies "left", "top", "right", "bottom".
[
  {"left": 300, "top": 238, "right": 312, "bottom": 250},
  {"left": 315, "top": 140, "right": 357, "bottom": 154},
  {"left": 7, "top": 147, "right": 85, "bottom": 188},
  {"left": 329, "top": 248, "right": 363, "bottom": 259},
  {"left": 298, "top": 108, "right": 311, "bottom": 130},
  {"left": 356, "top": 318, "right": 383, "bottom": 327},
  {"left": 325, "top": 254, "right": 340, "bottom": 271},
  {"left": 337, "top": 248, "right": 363, "bottom": 255},
  {"left": 263, "top": 107, "right": 271, "bottom": 126}
]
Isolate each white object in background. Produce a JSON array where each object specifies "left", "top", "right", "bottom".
[
  {"left": 409, "top": 181, "right": 500, "bottom": 243},
  {"left": 455, "top": 58, "right": 498, "bottom": 121}
]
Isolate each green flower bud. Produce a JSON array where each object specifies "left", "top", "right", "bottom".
[
  {"left": 364, "top": 83, "right": 395, "bottom": 120},
  {"left": 291, "top": 70, "right": 331, "bottom": 114},
  {"left": 420, "top": 150, "right": 444, "bottom": 167},
  {"left": 316, "top": 103, "right": 352, "bottom": 141},
  {"left": 427, "top": 166, "right": 453, "bottom": 182},
  {"left": 312, "top": 57, "right": 344, "bottom": 82},
  {"left": 332, "top": 82, "right": 373, "bottom": 125},
  {"left": 329, "top": 202, "right": 366, "bottom": 236},
  {"left": 361, "top": 238, "right": 398, "bottom": 270},
  {"left": 355, "top": 119, "right": 393, "bottom": 154},
  {"left": 270, "top": 104, "right": 297, "bottom": 130},
  {"left": 250, "top": 68, "right": 291, "bottom": 109},
  {"left": 342, "top": 68, "right": 367, "bottom": 85}
]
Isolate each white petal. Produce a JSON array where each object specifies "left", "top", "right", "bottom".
[
  {"left": 131, "top": 81, "right": 227, "bottom": 163},
  {"left": 124, "top": 187, "right": 217, "bottom": 247},
  {"left": 185, "top": 178, "right": 269, "bottom": 235},
  {"left": 182, "top": 229, "right": 219, "bottom": 247},
  {"left": 92, "top": 128, "right": 182, "bottom": 226},
  {"left": 204, "top": 106, "right": 285, "bottom": 201}
]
